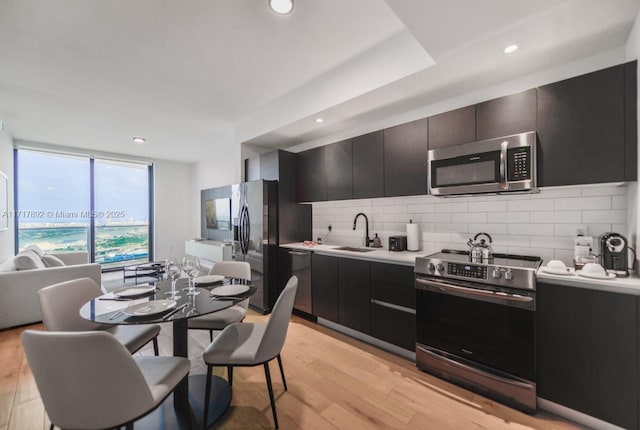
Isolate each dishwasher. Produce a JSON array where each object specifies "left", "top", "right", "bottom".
[{"left": 287, "top": 249, "right": 312, "bottom": 314}]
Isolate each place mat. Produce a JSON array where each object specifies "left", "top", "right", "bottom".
[
  {"left": 576, "top": 271, "right": 616, "bottom": 280},
  {"left": 123, "top": 300, "right": 177, "bottom": 316},
  {"left": 210, "top": 284, "right": 250, "bottom": 297},
  {"left": 114, "top": 285, "right": 156, "bottom": 297},
  {"left": 541, "top": 267, "right": 573, "bottom": 275},
  {"left": 195, "top": 275, "right": 225, "bottom": 285}
]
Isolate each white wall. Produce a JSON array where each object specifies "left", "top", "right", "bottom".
[
  {"left": 313, "top": 184, "right": 626, "bottom": 266},
  {"left": 153, "top": 159, "right": 193, "bottom": 262},
  {"left": 0, "top": 128, "right": 14, "bottom": 262},
  {"left": 191, "top": 137, "right": 241, "bottom": 237}
]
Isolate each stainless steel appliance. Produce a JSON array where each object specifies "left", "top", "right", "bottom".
[
  {"left": 600, "top": 232, "right": 634, "bottom": 277},
  {"left": 428, "top": 131, "right": 537, "bottom": 196},
  {"left": 231, "top": 180, "right": 279, "bottom": 313},
  {"left": 415, "top": 249, "right": 542, "bottom": 413},
  {"left": 286, "top": 249, "right": 312, "bottom": 313},
  {"left": 466, "top": 232, "right": 493, "bottom": 263},
  {"left": 389, "top": 236, "right": 407, "bottom": 251}
]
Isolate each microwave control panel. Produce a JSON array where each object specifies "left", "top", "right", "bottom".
[
  {"left": 447, "top": 263, "right": 487, "bottom": 279},
  {"left": 507, "top": 147, "right": 531, "bottom": 181}
]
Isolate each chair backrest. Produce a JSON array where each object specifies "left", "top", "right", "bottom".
[
  {"left": 22, "top": 330, "right": 154, "bottom": 429},
  {"left": 256, "top": 276, "right": 298, "bottom": 363},
  {"left": 38, "top": 277, "right": 106, "bottom": 331},
  {"left": 209, "top": 261, "right": 251, "bottom": 281}
]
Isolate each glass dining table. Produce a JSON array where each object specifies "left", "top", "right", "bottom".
[{"left": 79, "top": 277, "right": 256, "bottom": 429}]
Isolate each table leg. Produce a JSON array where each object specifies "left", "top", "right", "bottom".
[{"left": 172, "top": 318, "right": 189, "bottom": 412}]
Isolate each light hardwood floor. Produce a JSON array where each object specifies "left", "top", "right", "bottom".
[{"left": 0, "top": 311, "right": 583, "bottom": 430}]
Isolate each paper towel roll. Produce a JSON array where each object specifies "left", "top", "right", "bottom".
[{"left": 406, "top": 222, "right": 419, "bottom": 251}]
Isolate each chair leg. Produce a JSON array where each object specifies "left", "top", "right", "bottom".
[
  {"left": 209, "top": 330, "right": 213, "bottom": 342},
  {"left": 227, "top": 366, "right": 234, "bottom": 386},
  {"left": 152, "top": 338, "right": 159, "bottom": 356},
  {"left": 49, "top": 424, "right": 54, "bottom": 430},
  {"left": 203, "top": 365, "right": 213, "bottom": 430},
  {"left": 264, "top": 362, "right": 279, "bottom": 429},
  {"left": 126, "top": 423, "right": 134, "bottom": 430},
  {"left": 276, "top": 354, "right": 287, "bottom": 391}
]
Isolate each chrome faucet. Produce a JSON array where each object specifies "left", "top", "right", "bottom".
[{"left": 353, "top": 212, "right": 373, "bottom": 247}]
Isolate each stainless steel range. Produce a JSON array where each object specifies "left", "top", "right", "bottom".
[{"left": 414, "top": 249, "right": 542, "bottom": 413}]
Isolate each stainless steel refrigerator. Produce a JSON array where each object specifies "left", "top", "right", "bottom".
[{"left": 231, "top": 180, "right": 279, "bottom": 314}]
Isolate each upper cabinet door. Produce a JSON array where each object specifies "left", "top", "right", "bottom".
[
  {"left": 353, "top": 131, "right": 384, "bottom": 199},
  {"left": 476, "top": 89, "right": 537, "bottom": 141},
  {"left": 384, "top": 118, "right": 429, "bottom": 197},
  {"left": 625, "top": 61, "right": 637, "bottom": 182},
  {"left": 537, "top": 65, "right": 625, "bottom": 186},
  {"left": 428, "top": 106, "right": 475, "bottom": 149},
  {"left": 325, "top": 139, "right": 353, "bottom": 201},
  {"left": 296, "top": 146, "right": 327, "bottom": 202}
]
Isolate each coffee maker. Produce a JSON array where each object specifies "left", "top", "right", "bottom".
[{"left": 599, "top": 233, "right": 631, "bottom": 277}]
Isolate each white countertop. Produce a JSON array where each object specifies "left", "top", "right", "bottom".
[
  {"left": 282, "top": 242, "right": 640, "bottom": 295},
  {"left": 536, "top": 267, "right": 640, "bottom": 295},
  {"left": 280, "top": 243, "right": 423, "bottom": 266}
]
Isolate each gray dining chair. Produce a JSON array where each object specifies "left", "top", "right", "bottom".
[
  {"left": 22, "top": 330, "right": 190, "bottom": 430},
  {"left": 38, "top": 277, "right": 161, "bottom": 355},
  {"left": 202, "top": 276, "right": 298, "bottom": 429},
  {"left": 188, "top": 261, "right": 252, "bottom": 341}
]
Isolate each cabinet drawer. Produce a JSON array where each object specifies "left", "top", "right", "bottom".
[
  {"left": 370, "top": 262, "right": 415, "bottom": 308},
  {"left": 371, "top": 302, "right": 416, "bottom": 351}
]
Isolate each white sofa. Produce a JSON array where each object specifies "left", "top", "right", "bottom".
[{"left": 0, "top": 251, "right": 101, "bottom": 329}]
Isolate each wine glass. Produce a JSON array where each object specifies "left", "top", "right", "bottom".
[
  {"left": 165, "top": 261, "right": 182, "bottom": 300},
  {"left": 186, "top": 256, "right": 201, "bottom": 296}
]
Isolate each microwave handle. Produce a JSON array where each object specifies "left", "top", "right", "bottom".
[{"left": 499, "top": 140, "right": 508, "bottom": 190}]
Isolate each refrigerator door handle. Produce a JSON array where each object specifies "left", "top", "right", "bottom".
[{"left": 239, "top": 204, "right": 250, "bottom": 256}]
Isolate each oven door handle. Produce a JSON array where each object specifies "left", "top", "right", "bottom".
[
  {"left": 415, "top": 277, "right": 533, "bottom": 304},
  {"left": 500, "top": 139, "right": 508, "bottom": 190}
]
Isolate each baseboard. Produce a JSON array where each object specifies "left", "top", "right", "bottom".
[{"left": 537, "top": 398, "right": 625, "bottom": 430}]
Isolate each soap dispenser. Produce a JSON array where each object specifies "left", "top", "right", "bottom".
[{"left": 372, "top": 233, "right": 382, "bottom": 248}]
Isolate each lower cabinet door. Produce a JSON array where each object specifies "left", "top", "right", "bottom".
[
  {"left": 311, "top": 254, "right": 338, "bottom": 322},
  {"left": 370, "top": 302, "right": 416, "bottom": 351}
]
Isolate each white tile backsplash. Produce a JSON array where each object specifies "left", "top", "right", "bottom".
[{"left": 312, "top": 183, "right": 631, "bottom": 265}]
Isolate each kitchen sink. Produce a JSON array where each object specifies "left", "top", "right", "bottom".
[{"left": 332, "top": 246, "right": 377, "bottom": 253}]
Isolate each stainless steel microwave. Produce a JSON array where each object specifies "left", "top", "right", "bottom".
[{"left": 428, "top": 131, "right": 537, "bottom": 196}]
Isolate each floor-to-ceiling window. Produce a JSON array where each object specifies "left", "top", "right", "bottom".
[{"left": 16, "top": 149, "right": 153, "bottom": 268}]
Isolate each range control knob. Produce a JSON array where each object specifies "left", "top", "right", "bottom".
[
  {"left": 427, "top": 263, "right": 435, "bottom": 273},
  {"left": 492, "top": 268, "right": 502, "bottom": 279},
  {"left": 505, "top": 269, "right": 513, "bottom": 281},
  {"left": 436, "top": 263, "right": 445, "bottom": 272}
]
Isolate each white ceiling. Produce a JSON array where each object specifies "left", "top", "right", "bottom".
[{"left": 0, "top": 0, "right": 639, "bottom": 161}]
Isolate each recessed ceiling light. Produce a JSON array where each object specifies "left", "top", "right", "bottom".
[
  {"left": 504, "top": 44, "right": 518, "bottom": 54},
  {"left": 315, "top": 118, "right": 324, "bottom": 123},
  {"left": 269, "top": 0, "right": 293, "bottom": 15},
  {"left": 132, "top": 137, "right": 146, "bottom": 144}
]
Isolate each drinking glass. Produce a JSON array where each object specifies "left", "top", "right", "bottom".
[
  {"left": 165, "top": 261, "right": 182, "bottom": 300},
  {"left": 186, "top": 256, "right": 201, "bottom": 296}
]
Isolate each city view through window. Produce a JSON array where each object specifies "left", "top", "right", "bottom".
[{"left": 16, "top": 150, "right": 151, "bottom": 268}]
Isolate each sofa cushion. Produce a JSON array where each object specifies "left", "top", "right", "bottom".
[
  {"left": 24, "top": 244, "right": 45, "bottom": 258},
  {"left": 14, "top": 250, "right": 46, "bottom": 270},
  {"left": 0, "top": 258, "right": 17, "bottom": 272},
  {"left": 41, "top": 254, "right": 66, "bottom": 268}
]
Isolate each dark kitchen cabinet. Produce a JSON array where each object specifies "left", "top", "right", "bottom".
[
  {"left": 311, "top": 253, "right": 338, "bottom": 322},
  {"left": 537, "top": 283, "right": 638, "bottom": 429},
  {"left": 537, "top": 64, "right": 627, "bottom": 186},
  {"left": 625, "top": 61, "right": 638, "bottom": 181},
  {"left": 353, "top": 131, "right": 384, "bottom": 199},
  {"left": 297, "top": 145, "right": 327, "bottom": 202},
  {"left": 384, "top": 117, "right": 429, "bottom": 197},
  {"left": 279, "top": 248, "right": 312, "bottom": 314},
  {"left": 338, "top": 258, "right": 370, "bottom": 334},
  {"left": 476, "top": 89, "right": 537, "bottom": 141},
  {"left": 370, "top": 262, "right": 416, "bottom": 351},
  {"left": 428, "top": 106, "right": 475, "bottom": 149},
  {"left": 325, "top": 139, "right": 353, "bottom": 201}
]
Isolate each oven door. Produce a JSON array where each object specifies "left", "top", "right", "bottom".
[{"left": 415, "top": 276, "right": 535, "bottom": 382}]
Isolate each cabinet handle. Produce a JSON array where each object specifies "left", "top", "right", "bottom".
[
  {"left": 371, "top": 299, "right": 416, "bottom": 315},
  {"left": 289, "top": 251, "right": 311, "bottom": 256}
]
